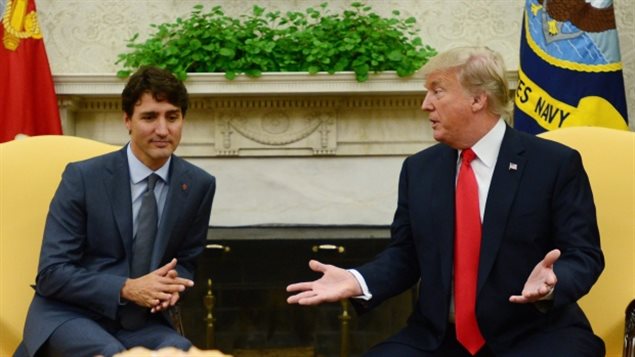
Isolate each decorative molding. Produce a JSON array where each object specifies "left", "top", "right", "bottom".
[
  {"left": 54, "top": 71, "right": 519, "bottom": 97},
  {"left": 210, "top": 97, "right": 341, "bottom": 109},
  {"left": 54, "top": 72, "right": 522, "bottom": 157},
  {"left": 230, "top": 112, "right": 321, "bottom": 146},
  {"left": 345, "top": 96, "right": 424, "bottom": 109},
  {"left": 62, "top": 94, "right": 429, "bottom": 157},
  {"left": 76, "top": 98, "right": 120, "bottom": 112},
  {"left": 212, "top": 108, "right": 337, "bottom": 156}
]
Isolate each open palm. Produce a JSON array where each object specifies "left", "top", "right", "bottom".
[
  {"left": 287, "top": 260, "right": 362, "bottom": 305},
  {"left": 509, "top": 249, "right": 560, "bottom": 304}
]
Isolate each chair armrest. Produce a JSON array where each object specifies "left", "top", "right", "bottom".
[{"left": 625, "top": 299, "right": 635, "bottom": 357}]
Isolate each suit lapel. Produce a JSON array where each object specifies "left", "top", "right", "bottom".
[
  {"left": 478, "top": 127, "right": 526, "bottom": 293},
  {"left": 151, "top": 156, "right": 190, "bottom": 269},
  {"left": 105, "top": 148, "right": 134, "bottom": 257}
]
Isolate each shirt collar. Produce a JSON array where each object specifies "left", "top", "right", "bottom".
[
  {"left": 126, "top": 143, "right": 171, "bottom": 184},
  {"left": 468, "top": 118, "right": 506, "bottom": 168}
]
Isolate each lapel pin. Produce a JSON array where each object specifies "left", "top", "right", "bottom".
[
  {"left": 181, "top": 183, "right": 188, "bottom": 191},
  {"left": 509, "top": 162, "right": 518, "bottom": 171}
]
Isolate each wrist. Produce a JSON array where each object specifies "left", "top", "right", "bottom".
[{"left": 120, "top": 278, "right": 133, "bottom": 301}]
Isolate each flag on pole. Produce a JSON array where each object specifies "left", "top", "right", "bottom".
[
  {"left": 1, "top": 0, "right": 62, "bottom": 143},
  {"left": 514, "top": 0, "right": 629, "bottom": 134}
]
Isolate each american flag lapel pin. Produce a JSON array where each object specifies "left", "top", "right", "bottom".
[{"left": 509, "top": 162, "right": 518, "bottom": 171}]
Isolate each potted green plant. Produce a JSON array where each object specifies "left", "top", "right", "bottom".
[{"left": 115, "top": 2, "right": 436, "bottom": 82}]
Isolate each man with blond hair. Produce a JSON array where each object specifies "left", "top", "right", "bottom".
[{"left": 287, "top": 47, "right": 604, "bottom": 356}]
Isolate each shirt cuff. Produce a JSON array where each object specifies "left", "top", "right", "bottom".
[{"left": 347, "top": 269, "right": 373, "bottom": 301}]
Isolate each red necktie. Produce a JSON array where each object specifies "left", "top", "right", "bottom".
[{"left": 454, "top": 148, "right": 485, "bottom": 355}]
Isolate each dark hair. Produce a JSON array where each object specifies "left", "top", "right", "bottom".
[{"left": 121, "top": 66, "right": 189, "bottom": 117}]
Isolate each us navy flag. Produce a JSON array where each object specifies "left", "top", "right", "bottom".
[{"left": 514, "top": 0, "right": 629, "bottom": 134}]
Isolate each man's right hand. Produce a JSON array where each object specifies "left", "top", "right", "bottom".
[
  {"left": 120, "top": 258, "right": 193, "bottom": 308},
  {"left": 286, "top": 260, "right": 362, "bottom": 305}
]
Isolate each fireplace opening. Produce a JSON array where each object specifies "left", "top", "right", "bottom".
[{"left": 179, "top": 226, "right": 416, "bottom": 357}]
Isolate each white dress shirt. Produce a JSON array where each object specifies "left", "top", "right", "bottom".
[
  {"left": 126, "top": 144, "right": 171, "bottom": 239},
  {"left": 350, "top": 119, "right": 507, "bottom": 300}
]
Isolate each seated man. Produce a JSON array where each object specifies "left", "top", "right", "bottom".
[
  {"left": 15, "top": 66, "right": 216, "bottom": 357},
  {"left": 287, "top": 46, "right": 605, "bottom": 356}
]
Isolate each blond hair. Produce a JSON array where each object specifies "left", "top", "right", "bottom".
[{"left": 421, "top": 46, "right": 512, "bottom": 119}]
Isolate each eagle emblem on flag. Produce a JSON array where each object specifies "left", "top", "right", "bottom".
[{"left": 513, "top": 0, "right": 628, "bottom": 134}]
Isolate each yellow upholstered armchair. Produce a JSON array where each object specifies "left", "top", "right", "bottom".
[
  {"left": 0, "top": 135, "right": 119, "bottom": 355},
  {"left": 539, "top": 127, "right": 635, "bottom": 357}
]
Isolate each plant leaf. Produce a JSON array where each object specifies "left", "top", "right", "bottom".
[
  {"left": 114, "top": 2, "right": 436, "bottom": 82},
  {"left": 219, "top": 48, "right": 235, "bottom": 58}
]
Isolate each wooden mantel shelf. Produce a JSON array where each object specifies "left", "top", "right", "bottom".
[{"left": 53, "top": 71, "right": 519, "bottom": 96}]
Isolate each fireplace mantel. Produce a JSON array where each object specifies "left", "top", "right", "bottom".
[
  {"left": 55, "top": 71, "right": 422, "bottom": 96},
  {"left": 54, "top": 71, "right": 518, "bottom": 158},
  {"left": 53, "top": 71, "right": 517, "bottom": 226},
  {"left": 54, "top": 71, "right": 518, "bottom": 96}
]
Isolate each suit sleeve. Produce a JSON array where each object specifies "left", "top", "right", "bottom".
[
  {"left": 354, "top": 157, "right": 421, "bottom": 311},
  {"left": 35, "top": 163, "right": 127, "bottom": 320},
  {"left": 550, "top": 149, "right": 604, "bottom": 308}
]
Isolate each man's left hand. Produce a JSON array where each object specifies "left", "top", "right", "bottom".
[
  {"left": 151, "top": 264, "right": 187, "bottom": 313},
  {"left": 509, "top": 249, "right": 560, "bottom": 304},
  {"left": 150, "top": 291, "right": 180, "bottom": 313}
]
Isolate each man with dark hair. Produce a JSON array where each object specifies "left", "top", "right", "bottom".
[
  {"left": 287, "top": 47, "right": 604, "bottom": 356},
  {"left": 16, "top": 66, "right": 216, "bottom": 357},
  {"left": 121, "top": 66, "right": 190, "bottom": 119}
]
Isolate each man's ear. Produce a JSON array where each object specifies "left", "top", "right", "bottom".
[
  {"left": 124, "top": 114, "right": 131, "bottom": 134},
  {"left": 471, "top": 92, "right": 488, "bottom": 112}
]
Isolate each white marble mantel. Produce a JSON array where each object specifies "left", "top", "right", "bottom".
[
  {"left": 55, "top": 71, "right": 426, "bottom": 96},
  {"left": 55, "top": 71, "right": 519, "bottom": 96},
  {"left": 55, "top": 71, "right": 519, "bottom": 156},
  {"left": 55, "top": 72, "right": 517, "bottom": 226},
  {"left": 57, "top": 72, "right": 430, "bottom": 158}
]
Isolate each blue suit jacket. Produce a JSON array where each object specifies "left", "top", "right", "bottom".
[
  {"left": 355, "top": 126, "right": 604, "bottom": 353},
  {"left": 21, "top": 147, "right": 216, "bottom": 356}
]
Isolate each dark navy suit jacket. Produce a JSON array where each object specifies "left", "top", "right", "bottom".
[
  {"left": 21, "top": 147, "right": 216, "bottom": 356},
  {"left": 355, "top": 125, "right": 604, "bottom": 353}
]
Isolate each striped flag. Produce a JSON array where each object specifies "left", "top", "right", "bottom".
[
  {"left": 514, "top": 0, "right": 629, "bottom": 134},
  {"left": 1, "top": 0, "right": 62, "bottom": 143}
]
